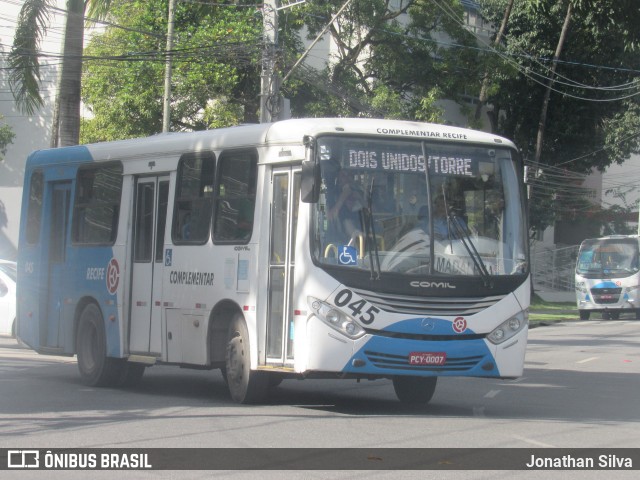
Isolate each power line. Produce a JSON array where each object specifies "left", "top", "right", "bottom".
[{"left": 428, "top": 0, "right": 640, "bottom": 103}]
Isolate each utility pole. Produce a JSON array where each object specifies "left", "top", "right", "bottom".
[
  {"left": 162, "top": 0, "right": 177, "bottom": 132},
  {"left": 260, "top": 0, "right": 280, "bottom": 123},
  {"left": 534, "top": 1, "right": 572, "bottom": 165}
]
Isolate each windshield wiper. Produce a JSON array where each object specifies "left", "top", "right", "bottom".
[
  {"left": 449, "top": 214, "right": 493, "bottom": 288},
  {"left": 361, "top": 178, "right": 381, "bottom": 280}
]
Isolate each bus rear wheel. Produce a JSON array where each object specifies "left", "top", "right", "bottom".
[
  {"left": 225, "top": 315, "right": 268, "bottom": 404},
  {"left": 392, "top": 376, "right": 437, "bottom": 404},
  {"left": 76, "top": 303, "right": 122, "bottom": 387}
]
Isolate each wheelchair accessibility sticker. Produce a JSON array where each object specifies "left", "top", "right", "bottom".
[{"left": 338, "top": 245, "right": 358, "bottom": 266}]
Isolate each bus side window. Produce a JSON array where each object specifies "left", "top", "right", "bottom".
[
  {"left": 25, "top": 170, "right": 44, "bottom": 245},
  {"left": 72, "top": 163, "right": 123, "bottom": 245},
  {"left": 213, "top": 149, "right": 258, "bottom": 243},
  {"left": 172, "top": 151, "right": 215, "bottom": 244}
]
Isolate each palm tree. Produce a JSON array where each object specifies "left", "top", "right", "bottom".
[{"left": 8, "top": 0, "right": 112, "bottom": 147}]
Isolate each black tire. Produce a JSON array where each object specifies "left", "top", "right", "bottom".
[
  {"left": 225, "top": 314, "right": 269, "bottom": 404},
  {"left": 579, "top": 310, "right": 590, "bottom": 320},
  {"left": 76, "top": 303, "right": 123, "bottom": 387},
  {"left": 392, "top": 376, "right": 437, "bottom": 404},
  {"left": 609, "top": 311, "right": 620, "bottom": 320}
]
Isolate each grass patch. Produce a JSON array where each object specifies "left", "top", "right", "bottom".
[
  {"left": 530, "top": 294, "right": 575, "bottom": 310},
  {"left": 529, "top": 293, "right": 577, "bottom": 323},
  {"left": 529, "top": 312, "right": 576, "bottom": 323}
]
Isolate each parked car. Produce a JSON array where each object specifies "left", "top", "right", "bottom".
[{"left": 0, "top": 260, "right": 17, "bottom": 336}]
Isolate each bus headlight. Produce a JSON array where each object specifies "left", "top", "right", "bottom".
[
  {"left": 309, "top": 297, "right": 366, "bottom": 339},
  {"left": 487, "top": 311, "right": 528, "bottom": 345}
]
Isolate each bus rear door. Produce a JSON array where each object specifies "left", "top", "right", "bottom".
[{"left": 129, "top": 176, "right": 169, "bottom": 356}]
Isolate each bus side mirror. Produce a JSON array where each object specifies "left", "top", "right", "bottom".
[
  {"left": 301, "top": 135, "right": 319, "bottom": 203},
  {"left": 301, "top": 161, "right": 320, "bottom": 203}
]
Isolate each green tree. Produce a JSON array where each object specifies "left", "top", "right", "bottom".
[
  {"left": 285, "top": 0, "right": 481, "bottom": 120},
  {"left": 81, "top": 0, "right": 262, "bottom": 142},
  {"left": 478, "top": 0, "right": 640, "bottom": 171},
  {"left": 9, "top": 0, "right": 114, "bottom": 147},
  {"left": 478, "top": 0, "right": 640, "bottom": 235},
  {"left": 0, "top": 116, "right": 15, "bottom": 160}
]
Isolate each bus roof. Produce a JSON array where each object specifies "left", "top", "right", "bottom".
[
  {"left": 25, "top": 118, "right": 518, "bottom": 168},
  {"left": 580, "top": 235, "right": 640, "bottom": 245}
]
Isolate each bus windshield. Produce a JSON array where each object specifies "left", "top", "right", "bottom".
[
  {"left": 311, "top": 136, "right": 527, "bottom": 277},
  {"left": 576, "top": 237, "right": 640, "bottom": 278}
]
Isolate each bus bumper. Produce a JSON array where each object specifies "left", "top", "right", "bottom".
[
  {"left": 577, "top": 287, "right": 640, "bottom": 317},
  {"left": 305, "top": 316, "right": 527, "bottom": 378}
]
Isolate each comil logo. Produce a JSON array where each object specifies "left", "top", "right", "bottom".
[
  {"left": 8, "top": 450, "right": 39, "bottom": 468},
  {"left": 410, "top": 281, "right": 456, "bottom": 289}
]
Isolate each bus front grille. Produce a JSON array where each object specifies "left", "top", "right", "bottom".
[
  {"left": 590, "top": 287, "right": 622, "bottom": 304},
  {"left": 364, "top": 350, "right": 483, "bottom": 372},
  {"left": 352, "top": 288, "right": 506, "bottom": 317}
]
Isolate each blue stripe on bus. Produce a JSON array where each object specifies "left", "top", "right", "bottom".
[
  {"left": 343, "top": 335, "right": 497, "bottom": 377},
  {"left": 66, "top": 248, "right": 121, "bottom": 357},
  {"left": 342, "top": 317, "right": 498, "bottom": 377}
]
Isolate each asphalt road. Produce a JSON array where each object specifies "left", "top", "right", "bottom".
[{"left": 0, "top": 319, "right": 639, "bottom": 479}]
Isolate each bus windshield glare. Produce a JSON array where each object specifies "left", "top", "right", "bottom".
[
  {"left": 576, "top": 237, "right": 640, "bottom": 278},
  {"left": 311, "top": 136, "right": 527, "bottom": 277}
]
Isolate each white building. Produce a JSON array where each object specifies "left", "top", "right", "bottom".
[
  {"left": 0, "top": 0, "right": 66, "bottom": 260},
  {"left": 602, "top": 156, "right": 640, "bottom": 231}
]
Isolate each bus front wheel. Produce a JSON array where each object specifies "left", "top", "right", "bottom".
[
  {"left": 225, "top": 315, "right": 268, "bottom": 404},
  {"left": 392, "top": 376, "right": 437, "bottom": 404},
  {"left": 76, "top": 303, "right": 122, "bottom": 387}
]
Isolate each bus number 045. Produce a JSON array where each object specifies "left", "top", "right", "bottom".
[{"left": 334, "top": 289, "right": 380, "bottom": 325}]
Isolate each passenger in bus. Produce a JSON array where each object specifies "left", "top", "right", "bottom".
[
  {"left": 484, "top": 191, "right": 504, "bottom": 239},
  {"left": 371, "top": 183, "right": 396, "bottom": 214},
  {"left": 401, "top": 190, "right": 420, "bottom": 217},
  {"left": 432, "top": 195, "right": 468, "bottom": 240},
  {"left": 327, "top": 169, "right": 364, "bottom": 241},
  {"left": 416, "top": 205, "right": 430, "bottom": 233}
]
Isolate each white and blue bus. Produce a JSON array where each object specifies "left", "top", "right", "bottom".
[
  {"left": 575, "top": 235, "right": 640, "bottom": 320},
  {"left": 17, "top": 118, "right": 530, "bottom": 404}
]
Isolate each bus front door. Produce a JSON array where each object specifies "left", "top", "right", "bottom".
[
  {"left": 266, "top": 168, "right": 301, "bottom": 366},
  {"left": 43, "top": 181, "right": 71, "bottom": 350},
  {"left": 129, "top": 176, "right": 169, "bottom": 356}
]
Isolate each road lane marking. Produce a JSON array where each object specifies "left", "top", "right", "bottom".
[
  {"left": 484, "top": 390, "right": 501, "bottom": 398},
  {"left": 576, "top": 356, "right": 599, "bottom": 364},
  {"left": 511, "top": 435, "right": 556, "bottom": 448}
]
